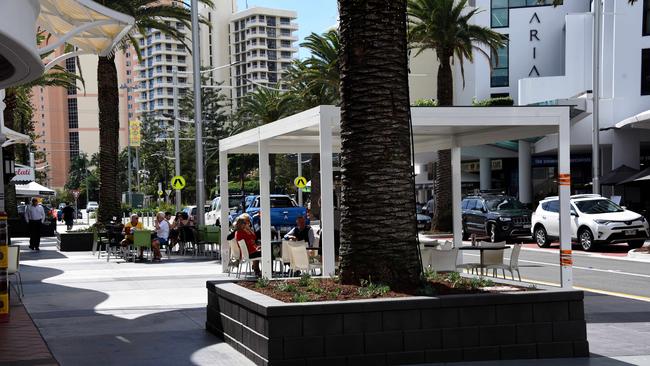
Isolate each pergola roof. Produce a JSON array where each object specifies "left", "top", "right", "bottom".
[
  {"left": 220, "top": 105, "right": 571, "bottom": 154},
  {"left": 38, "top": 0, "right": 135, "bottom": 57}
]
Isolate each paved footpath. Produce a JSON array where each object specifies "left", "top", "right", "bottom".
[{"left": 5, "top": 236, "right": 650, "bottom": 365}]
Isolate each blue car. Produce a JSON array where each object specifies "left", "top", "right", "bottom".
[{"left": 245, "top": 195, "right": 308, "bottom": 234}]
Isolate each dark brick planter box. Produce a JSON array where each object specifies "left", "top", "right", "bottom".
[
  {"left": 206, "top": 279, "right": 588, "bottom": 366},
  {"left": 56, "top": 232, "right": 94, "bottom": 251}
]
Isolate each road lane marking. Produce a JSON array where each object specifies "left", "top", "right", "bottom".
[
  {"left": 462, "top": 253, "right": 650, "bottom": 279},
  {"left": 520, "top": 278, "right": 650, "bottom": 303}
]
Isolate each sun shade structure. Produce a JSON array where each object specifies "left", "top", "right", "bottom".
[
  {"left": 615, "top": 109, "right": 650, "bottom": 130},
  {"left": 15, "top": 181, "right": 55, "bottom": 197},
  {"left": 1, "top": 125, "right": 31, "bottom": 148},
  {"left": 0, "top": 1, "right": 44, "bottom": 89},
  {"left": 218, "top": 105, "right": 575, "bottom": 288},
  {"left": 38, "top": 0, "right": 135, "bottom": 57}
]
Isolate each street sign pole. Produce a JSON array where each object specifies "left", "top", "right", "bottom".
[
  {"left": 297, "top": 153, "right": 303, "bottom": 206},
  {"left": 172, "top": 70, "right": 182, "bottom": 212}
]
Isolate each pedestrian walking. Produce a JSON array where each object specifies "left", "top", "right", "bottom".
[
  {"left": 25, "top": 198, "right": 45, "bottom": 250},
  {"left": 62, "top": 202, "right": 75, "bottom": 231}
]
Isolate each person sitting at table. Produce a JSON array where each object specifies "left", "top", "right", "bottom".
[
  {"left": 168, "top": 211, "right": 182, "bottom": 248},
  {"left": 121, "top": 214, "right": 145, "bottom": 260},
  {"left": 151, "top": 211, "right": 169, "bottom": 261},
  {"left": 283, "top": 215, "right": 314, "bottom": 247},
  {"left": 234, "top": 214, "right": 261, "bottom": 277},
  {"left": 177, "top": 211, "right": 196, "bottom": 244}
]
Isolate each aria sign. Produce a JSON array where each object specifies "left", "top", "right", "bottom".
[
  {"left": 529, "top": 12, "right": 541, "bottom": 77},
  {"left": 10, "top": 164, "right": 34, "bottom": 183}
]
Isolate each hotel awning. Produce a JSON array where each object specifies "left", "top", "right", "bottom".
[
  {"left": 614, "top": 110, "right": 650, "bottom": 130},
  {"left": 38, "top": 0, "right": 135, "bottom": 57}
]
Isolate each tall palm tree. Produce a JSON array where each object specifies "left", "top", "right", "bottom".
[
  {"left": 408, "top": 0, "right": 505, "bottom": 232},
  {"left": 95, "top": 0, "right": 211, "bottom": 224},
  {"left": 338, "top": 0, "right": 420, "bottom": 289}
]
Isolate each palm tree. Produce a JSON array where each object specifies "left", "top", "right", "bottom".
[
  {"left": 408, "top": 0, "right": 505, "bottom": 232},
  {"left": 94, "top": 0, "right": 211, "bottom": 224},
  {"left": 338, "top": 0, "right": 420, "bottom": 289}
]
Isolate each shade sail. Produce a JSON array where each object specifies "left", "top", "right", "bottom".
[
  {"left": 0, "top": 0, "right": 43, "bottom": 89},
  {"left": 38, "top": 0, "right": 135, "bottom": 56},
  {"left": 600, "top": 165, "right": 639, "bottom": 185},
  {"left": 618, "top": 167, "right": 650, "bottom": 184},
  {"left": 2, "top": 125, "right": 31, "bottom": 147},
  {"left": 15, "top": 181, "right": 55, "bottom": 197}
]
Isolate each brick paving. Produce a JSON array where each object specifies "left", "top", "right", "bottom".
[{"left": 0, "top": 295, "right": 58, "bottom": 366}]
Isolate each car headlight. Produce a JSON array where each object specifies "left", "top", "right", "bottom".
[
  {"left": 594, "top": 219, "right": 611, "bottom": 225},
  {"left": 499, "top": 217, "right": 512, "bottom": 222}
]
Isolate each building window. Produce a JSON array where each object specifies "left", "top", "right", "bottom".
[
  {"left": 491, "top": 0, "right": 558, "bottom": 28},
  {"left": 491, "top": 36, "right": 509, "bottom": 87},
  {"left": 641, "top": 49, "right": 650, "bottom": 95},
  {"left": 643, "top": 0, "right": 650, "bottom": 37},
  {"left": 69, "top": 132, "right": 79, "bottom": 160},
  {"left": 67, "top": 98, "right": 78, "bottom": 128}
]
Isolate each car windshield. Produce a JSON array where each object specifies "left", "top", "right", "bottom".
[
  {"left": 270, "top": 197, "right": 297, "bottom": 208},
  {"left": 228, "top": 197, "right": 241, "bottom": 208},
  {"left": 574, "top": 199, "right": 623, "bottom": 214},
  {"left": 486, "top": 197, "right": 525, "bottom": 211}
]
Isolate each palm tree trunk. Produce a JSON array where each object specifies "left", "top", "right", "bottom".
[
  {"left": 97, "top": 56, "right": 121, "bottom": 224},
  {"left": 3, "top": 89, "right": 18, "bottom": 218},
  {"left": 436, "top": 50, "right": 454, "bottom": 106},
  {"left": 432, "top": 51, "right": 453, "bottom": 232},
  {"left": 339, "top": 0, "right": 420, "bottom": 289}
]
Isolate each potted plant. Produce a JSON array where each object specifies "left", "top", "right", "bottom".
[{"left": 56, "top": 225, "right": 99, "bottom": 251}]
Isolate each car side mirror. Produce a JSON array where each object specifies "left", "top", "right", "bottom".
[{"left": 571, "top": 211, "right": 578, "bottom": 217}]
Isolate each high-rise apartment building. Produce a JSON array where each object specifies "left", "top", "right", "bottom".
[
  {"left": 229, "top": 7, "right": 298, "bottom": 108},
  {"left": 133, "top": 0, "right": 236, "bottom": 118}
]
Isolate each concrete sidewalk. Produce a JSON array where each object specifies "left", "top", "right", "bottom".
[{"left": 11, "top": 236, "right": 650, "bottom": 365}]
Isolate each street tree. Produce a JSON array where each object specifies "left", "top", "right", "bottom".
[
  {"left": 407, "top": 0, "right": 505, "bottom": 231},
  {"left": 95, "top": 0, "right": 212, "bottom": 224},
  {"left": 338, "top": 0, "right": 421, "bottom": 289}
]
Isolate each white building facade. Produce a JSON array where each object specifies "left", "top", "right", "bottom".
[{"left": 229, "top": 7, "right": 299, "bottom": 109}]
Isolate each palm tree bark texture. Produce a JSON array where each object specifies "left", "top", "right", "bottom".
[
  {"left": 97, "top": 56, "right": 122, "bottom": 223},
  {"left": 338, "top": 0, "right": 420, "bottom": 289}
]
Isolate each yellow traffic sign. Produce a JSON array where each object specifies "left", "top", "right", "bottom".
[
  {"left": 294, "top": 176, "right": 307, "bottom": 189},
  {"left": 171, "top": 176, "right": 186, "bottom": 190}
]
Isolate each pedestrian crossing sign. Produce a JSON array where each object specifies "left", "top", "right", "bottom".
[
  {"left": 171, "top": 176, "right": 186, "bottom": 190},
  {"left": 294, "top": 176, "right": 307, "bottom": 189}
]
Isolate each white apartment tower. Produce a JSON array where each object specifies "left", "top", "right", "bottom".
[
  {"left": 134, "top": 0, "right": 236, "bottom": 118},
  {"left": 229, "top": 7, "right": 299, "bottom": 108}
]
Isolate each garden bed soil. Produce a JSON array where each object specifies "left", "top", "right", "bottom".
[{"left": 239, "top": 276, "right": 532, "bottom": 303}]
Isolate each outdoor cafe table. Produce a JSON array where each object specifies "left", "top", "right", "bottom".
[{"left": 458, "top": 245, "right": 511, "bottom": 275}]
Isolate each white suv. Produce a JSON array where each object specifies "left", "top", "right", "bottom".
[{"left": 531, "top": 194, "right": 649, "bottom": 251}]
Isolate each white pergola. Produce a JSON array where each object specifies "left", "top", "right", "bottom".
[{"left": 219, "top": 105, "right": 575, "bottom": 288}]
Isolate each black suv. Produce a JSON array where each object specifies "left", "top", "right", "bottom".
[{"left": 461, "top": 194, "right": 532, "bottom": 242}]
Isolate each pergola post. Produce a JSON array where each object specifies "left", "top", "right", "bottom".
[
  {"left": 558, "top": 109, "right": 573, "bottom": 288},
  {"left": 319, "top": 114, "right": 335, "bottom": 276},
  {"left": 258, "top": 140, "right": 273, "bottom": 278},
  {"left": 451, "top": 139, "right": 462, "bottom": 247},
  {"left": 219, "top": 151, "right": 229, "bottom": 273}
]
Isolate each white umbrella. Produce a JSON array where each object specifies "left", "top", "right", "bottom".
[{"left": 15, "top": 181, "right": 55, "bottom": 197}]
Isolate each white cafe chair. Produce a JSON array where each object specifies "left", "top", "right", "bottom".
[
  {"left": 485, "top": 244, "right": 522, "bottom": 281},
  {"left": 8, "top": 245, "right": 23, "bottom": 298},
  {"left": 287, "top": 242, "right": 320, "bottom": 276}
]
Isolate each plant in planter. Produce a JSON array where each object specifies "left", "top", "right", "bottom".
[{"left": 56, "top": 225, "right": 100, "bottom": 252}]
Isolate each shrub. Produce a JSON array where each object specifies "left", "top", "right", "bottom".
[
  {"left": 292, "top": 292, "right": 310, "bottom": 303},
  {"left": 471, "top": 96, "right": 514, "bottom": 106},
  {"left": 255, "top": 277, "right": 270, "bottom": 288},
  {"left": 277, "top": 281, "right": 297, "bottom": 293},
  {"left": 298, "top": 273, "right": 313, "bottom": 287},
  {"left": 357, "top": 278, "right": 390, "bottom": 298}
]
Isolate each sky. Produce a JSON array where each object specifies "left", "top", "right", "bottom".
[{"left": 236, "top": 0, "right": 338, "bottom": 58}]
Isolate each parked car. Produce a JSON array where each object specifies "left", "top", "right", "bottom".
[
  {"left": 531, "top": 194, "right": 650, "bottom": 251},
  {"left": 245, "top": 195, "right": 307, "bottom": 234},
  {"left": 416, "top": 206, "right": 431, "bottom": 231},
  {"left": 461, "top": 194, "right": 532, "bottom": 242},
  {"left": 205, "top": 195, "right": 244, "bottom": 226},
  {"left": 183, "top": 204, "right": 212, "bottom": 223},
  {"left": 86, "top": 201, "right": 98, "bottom": 212}
]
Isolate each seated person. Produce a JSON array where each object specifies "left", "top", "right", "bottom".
[
  {"left": 178, "top": 212, "right": 196, "bottom": 242},
  {"left": 234, "top": 215, "right": 261, "bottom": 277},
  {"left": 152, "top": 211, "right": 169, "bottom": 261},
  {"left": 283, "top": 215, "right": 314, "bottom": 247},
  {"left": 121, "top": 214, "right": 145, "bottom": 259}
]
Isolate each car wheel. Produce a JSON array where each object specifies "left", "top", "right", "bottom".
[
  {"left": 578, "top": 228, "right": 596, "bottom": 251},
  {"left": 628, "top": 240, "right": 645, "bottom": 249},
  {"left": 489, "top": 224, "right": 500, "bottom": 243},
  {"left": 534, "top": 226, "right": 551, "bottom": 248}
]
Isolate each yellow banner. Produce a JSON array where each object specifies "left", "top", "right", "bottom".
[
  {"left": 0, "top": 293, "right": 7, "bottom": 315},
  {"left": 0, "top": 246, "right": 6, "bottom": 268},
  {"left": 129, "top": 120, "right": 141, "bottom": 147}
]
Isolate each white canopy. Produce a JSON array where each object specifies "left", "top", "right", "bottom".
[
  {"left": 614, "top": 109, "right": 650, "bottom": 129},
  {"left": 218, "top": 105, "right": 575, "bottom": 288},
  {"left": 2, "top": 125, "right": 31, "bottom": 147},
  {"left": 16, "top": 181, "right": 55, "bottom": 197},
  {"left": 38, "top": 0, "right": 135, "bottom": 57}
]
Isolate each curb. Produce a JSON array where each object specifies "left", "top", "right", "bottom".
[{"left": 627, "top": 248, "right": 650, "bottom": 262}]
